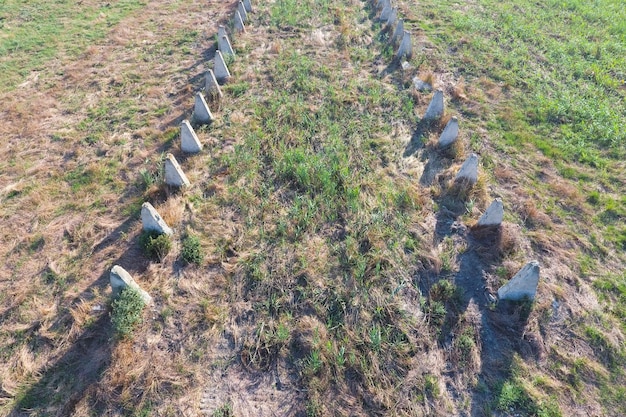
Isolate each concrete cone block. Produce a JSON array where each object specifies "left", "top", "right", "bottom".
[
  {"left": 423, "top": 89, "right": 444, "bottom": 120},
  {"left": 498, "top": 261, "right": 540, "bottom": 301},
  {"left": 455, "top": 153, "right": 479, "bottom": 185},
  {"left": 214, "top": 50, "right": 231, "bottom": 83},
  {"left": 219, "top": 34, "right": 235, "bottom": 57},
  {"left": 478, "top": 199, "right": 504, "bottom": 227},
  {"left": 164, "top": 153, "right": 190, "bottom": 187},
  {"left": 234, "top": 10, "right": 246, "bottom": 32},
  {"left": 387, "top": 8, "right": 398, "bottom": 27},
  {"left": 380, "top": 1, "right": 392, "bottom": 21},
  {"left": 396, "top": 30, "right": 412, "bottom": 60},
  {"left": 141, "top": 202, "right": 173, "bottom": 236},
  {"left": 243, "top": 0, "right": 252, "bottom": 13},
  {"left": 205, "top": 69, "right": 224, "bottom": 102},
  {"left": 238, "top": 1, "right": 247, "bottom": 22},
  {"left": 218, "top": 25, "right": 227, "bottom": 41},
  {"left": 110, "top": 265, "right": 153, "bottom": 305},
  {"left": 413, "top": 76, "right": 432, "bottom": 92},
  {"left": 392, "top": 19, "right": 404, "bottom": 45},
  {"left": 181, "top": 120, "right": 203, "bottom": 153},
  {"left": 438, "top": 117, "right": 459, "bottom": 148},
  {"left": 194, "top": 92, "right": 214, "bottom": 125}
]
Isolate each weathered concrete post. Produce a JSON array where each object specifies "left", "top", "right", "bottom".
[
  {"left": 438, "top": 117, "right": 459, "bottom": 148},
  {"left": 110, "top": 265, "right": 153, "bottom": 304},
  {"left": 455, "top": 153, "right": 479, "bottom": 185},
  {"left": 141, "top": 202, "right": 173, "bottom": 235},
  {"left": 498, "top": 261, "right": 540, "bottom": 301},
  {"left": 477, "top": 199, "right": 504, "bottom": 227},
  {"left": 214, "top": 50, "right": 231, "bottom": 83},
  {"left": 181, "top": 120, "right": 203, "bottom": 153},
  {"left": 164, "top": 153, "right": 190, "bottom": 187},
  {"left": 423, "top": 89, "right": 444, "bottom": 120}
]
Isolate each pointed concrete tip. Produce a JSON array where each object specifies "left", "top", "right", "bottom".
[
  {"left": 218, "top": 34, "right": 235, "bottom": 56},
  {"left": 181, "top": 119, "right": 203, "bottom": 153},
  {"left": 214, "top": 50, "right": 231, "bottom": 83},
  {"left": 194, "top": 92, "right": 214, "bottom": 125},
  {"left": 438, "top": 116, "right": 459, "bottom": 148},
  {"left": 110, "top": 265, "right": 153, "bottom": 305},
  {"left": 396, "top": 30, "right": 412, "bottom": 60},
  {"left": 392, "top": 19, "right": 404, "bottom": 44},
  {"left": 387, "top": 8, "right": 398, "bottom": 27},
  {"left": 234, "top": 10, "right": 246, "bottom": 32},
  {"left": 477, "top": 198, "right": 504, "bottom": 227},
  {"left": 380, "top": 2, "right": 392, "bottom": 22},
  {"left": 205, "top": 69, "right": 224, "bottom": 102},
  {"left": 455, "top": 153, "right": 479, "bottom": 184},
  {"left": 141, "top": 202, "right": 173, "bottom": 236},
  {"left": 413, "top": 76, "right": 432, "bottom": 92},
  {"left": 497, "top": 261, "right": 540, "bottom": 301},
  {"left": 423, "top": 89, "right": 445, "bottom": 121},
  {"left": 164, "top": 153, "right": 190, "bottom": 187},
  {"left": 238, "top": 1, "right": 248, "bottom": 22}
]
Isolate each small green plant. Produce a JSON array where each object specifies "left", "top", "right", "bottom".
[
  {"left": 139, "top": 230, "right": 172, "bottom": 262},
  {"left": 304, "top": 350, "right": 323, "bottom": 376},
  {"left": 180, "top": 234, "right": 203, "bottom": 265},
  {"left": 587, "top": 190, "right": 600, "bottom": 205},
  {"left": 369, "top": 324, "right": 382, "bottom": 352},
  {"left": 212, "top": 402, "right": 233, "bottom": 417},
  {"left": 424, "top": 374, "right": 441, "bottom": 398},
  {"left": 111, "top": 287, "right": 146, "bottom": 339}
]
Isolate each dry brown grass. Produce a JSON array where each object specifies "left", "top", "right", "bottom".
[
  {"left": 451, "top": 76, "right": 468, "bottom": 101},
  {"left": 519, "top": 199, "right": 553, "bottom": 229},
  {"left": 2, "top": 1, "right": 624, "bottom": 416},
  {"left": 0, "top": 0, "right": 243, "bottom": 414}
]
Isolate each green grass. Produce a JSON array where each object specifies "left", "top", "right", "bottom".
[
  {"left": 0, "top": 0, "right": 147, "bottom": 92},
  {"left": 139, "top": 230, "right": 172, "bottom": 262},
  {"left": 431, "top": 0, "right": 624, "bottom": 161},
  {"left": 111, "top": 286, "right": 146, "bottom": 339},
  {"left": 180, "top": 234, "right": 203, "bottom": 265},
  {"left": 2, "top": 0, "right": 625, "bottom": 415}
]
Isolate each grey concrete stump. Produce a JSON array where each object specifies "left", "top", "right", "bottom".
[
  {"left": 393, "top": 19, "right": 404, "bottom": 45},
  {"left": 218, "top": 25, "right": 227, "bottom": 41},
  {"left": 498, "top": 261, "right": 540, "bottom": 301},
  {"left": 238, "top": 1, "right": 248, "bottom": 22},
  {"left": 380, "top": 1, "right": 392, "bottom": 22},
  {"left": 110, "top": 265, "right": 153, "bottom": 305},
  {"left": 413, "top": 76, "right": 433, "bottom": 92},
  {"left": 455, "top": 153, "right": 479, "bottom": 185},
  {"left": 477, "top": 199, "right": 504, "bottom": 227},
  {"left": 141, "top": 202, "right": 173, "bottom": 236},
  {"left": 234, "top": 10, "right": 246, "bottom": 33},
  {"left": 164, "top": 153, "right": 190, "bottom": 187},
  {"left": 396, "top": 30, "right": 412, "bottom": 60},
  {"left": 181, "top": 120, "right": 203, "bottom": 153},
  {"left": 387, "top": 8, "right": 398, "bottom": 27},
  {"left": 194, "top": 92, "right": 214, "bottom": 125},
  {"left": 205, "top": 69, "right": 224, "bottom": 102},
  {"left": 214, "top": 50, "right": 231, "bottom": 83},
  {"left": 438, "top": 117, "right": 459, "bottom": 148},
  {"left": 423, "top": 89, "right": 444, "bottom": 120},
  {"left": 219, "top": 34, "right": 235, "bottom": 56}
]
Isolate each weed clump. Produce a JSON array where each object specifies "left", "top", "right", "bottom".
[
  {"left": 139, "top": 230, "right": 172, "bottom": 262},
  {"left": 181, "top": 234, "right": 203, "bottom": 265},
  {"left": 111, "top": 287, "right": 145, "bottom": 339},
  {"left": 212, "top": 402, "right": 234, "bottom": 417}
]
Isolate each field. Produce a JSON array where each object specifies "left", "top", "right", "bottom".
[{"left": 0, "top": 0, "right": 625, "bottom": 416}]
